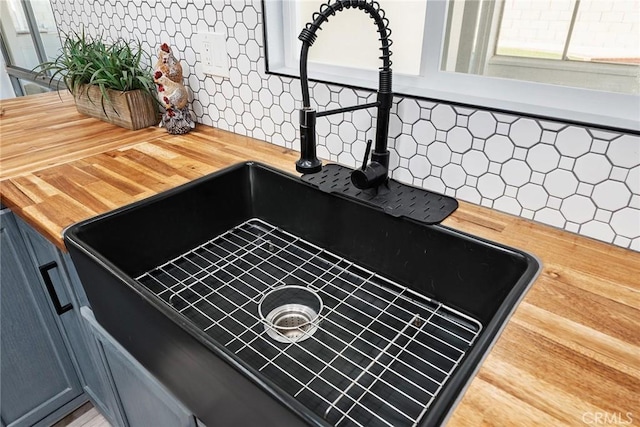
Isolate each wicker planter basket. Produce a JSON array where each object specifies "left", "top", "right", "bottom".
[{"left": 74, "top": 85, "right": 157, "bottom": 130}]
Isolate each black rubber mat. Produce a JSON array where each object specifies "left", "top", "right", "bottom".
[{"left": 302, "top": 164, "right": 458, "bottom": 225}]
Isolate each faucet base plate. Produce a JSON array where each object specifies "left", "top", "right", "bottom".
[{"left": 301, "top": 164, "right": 458, "bottom": 225}]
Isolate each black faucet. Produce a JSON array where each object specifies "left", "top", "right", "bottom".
[{"left": 296, "top": 0, "right": 393, "bottom": 190}]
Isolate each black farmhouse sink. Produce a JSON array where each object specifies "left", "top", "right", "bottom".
[{"left": 65, "top": 162, "right": 539, "bottom": 427}]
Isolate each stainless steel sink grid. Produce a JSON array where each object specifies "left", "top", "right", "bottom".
[{"left": 136, "top": 219, "right": 482, "bottom": 427}]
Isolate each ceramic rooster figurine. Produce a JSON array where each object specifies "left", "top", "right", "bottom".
[
  {"left": 156, "top": 42, "right": 183, "bottom": 83},
  {"left": 154, "top": 43, "right": 195, "bottom": 135}
]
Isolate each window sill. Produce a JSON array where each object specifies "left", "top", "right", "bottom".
[{"left": 268, "top": 62, "right": 640, "bottom": 132}]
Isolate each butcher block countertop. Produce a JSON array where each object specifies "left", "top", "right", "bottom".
[{"left": 1, "top": 92, "right": 638, "bottom": 426}]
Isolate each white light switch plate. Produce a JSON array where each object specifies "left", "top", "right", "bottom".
[{"left": 196, "top": 32, "right": 229, "bottom": 78}]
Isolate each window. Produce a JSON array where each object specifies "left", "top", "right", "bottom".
[
  {"left": 443, "top": 0, "right": 638, "bottom": 95},
  {"left": 1, "top": 0, "right": 61, "bottom": 98},
  {"left": 6, "top": 0, "right": 30, "bottom": 33},
  {"left": 263, "top": 0, "right": 639, "bottom": 131}
]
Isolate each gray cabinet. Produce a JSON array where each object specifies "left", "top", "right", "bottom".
[
  {"left": 2, "top": 209, "right": 200, "bottom": 426},
  {"left": 82, "top": 308, "right": 196, "bottom": 427},
  {"left": 15, "top": 216, "right": 125, "bottom": 427},
  {"left": 0, "top": 209, "right": 83, "bottom": 426}
]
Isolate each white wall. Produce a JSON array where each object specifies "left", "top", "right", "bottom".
[{"left": 1, "top": 54, "right": 16, "bottom": 99}]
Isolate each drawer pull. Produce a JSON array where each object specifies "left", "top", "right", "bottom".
[{"left": 39, "top": 261, "right": 73, "bottom": 315}]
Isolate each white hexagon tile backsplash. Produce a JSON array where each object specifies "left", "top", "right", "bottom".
[{"left": 50, "top": 0, "right": 640, "bottom": 251}]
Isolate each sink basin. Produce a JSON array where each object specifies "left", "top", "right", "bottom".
[{"left": 65, "top": 161, "right": 539, "bottom": 427}]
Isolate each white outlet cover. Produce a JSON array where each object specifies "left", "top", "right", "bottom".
[{"left": 195, "top": 32, "right": 229, "bottom": 78}]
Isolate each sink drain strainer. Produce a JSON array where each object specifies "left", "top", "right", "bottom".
[{"left": 258, "top": 285, "right": 323, "bottom": 343}]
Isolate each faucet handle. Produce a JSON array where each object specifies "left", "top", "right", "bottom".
[
  {"left": 360, "top": 139, "right": 373, "bottom": 171},
  {"left": 351, "top": 139, "right": 388, "bottom": 189}
]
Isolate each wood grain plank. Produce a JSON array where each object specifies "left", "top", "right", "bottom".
[
  {"left": 86, "top": 152, "right": 186, "bottom": 194},
  {"left": 34, "top": 169, "right": 112, "bottom": 214},
  {"left": 540, "top": 262, "right": 640, "bottom": 309},
  {"left": 10, "top": 175, "right": 59, "bottom": 202},
  {"left": 513, "top": 302, "right": 640, "bottom": 377},
  {"left": 135, "top": 143, "right": 223, "bottom": 177},
  {"left": 0, "top": 92, "right": 160, "bottom": 179},
  {"left": 74, "top": 160, "right": 148, "bottom": 197},
  {"left": 490, "top": 324, "right": 639, "bottom": 414},
  {"left": 448, "top": 378, "right": 567, "bottom": 427},
  {"left": 121, "top": 149, "right": 203, "bottom": 181},
  {"left": 477, "top": 357, "right": 609, "bottom": 425},
  {"left": 0, "top": 180, "right": 36, "bottom": 208},
  {"left": 525, "top": 274, "right": 640, "bottom": 345}
]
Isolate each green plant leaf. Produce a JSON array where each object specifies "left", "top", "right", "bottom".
[{"left": 32, "top": 27, "right": 156, "bottom": 109}]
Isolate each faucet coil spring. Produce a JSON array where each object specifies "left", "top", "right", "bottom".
[{"left": 298, "top": 0, "right": 393, "bottom": 71}]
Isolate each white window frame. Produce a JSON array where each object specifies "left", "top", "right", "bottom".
[{"left": 263, "top": 0, "right": 640, "bottom": 131}]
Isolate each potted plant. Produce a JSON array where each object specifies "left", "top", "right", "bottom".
[{"left": 36, "top": 31, "right": 157, "bottom": 130}]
